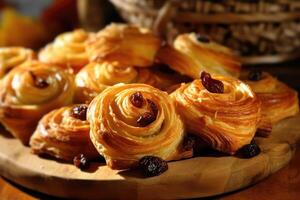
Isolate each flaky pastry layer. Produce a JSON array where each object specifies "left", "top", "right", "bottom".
[
  {"left": 87, "top": 83, "right": 190, "bottom": 169},
  {"left": 30, "top": 105, "right": 99, "bottom": 162},
  {"left": 171, "top": 76, "right": 261, "bottom": 154}
]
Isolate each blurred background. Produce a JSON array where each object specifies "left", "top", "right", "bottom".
[{"left": 0, "top": 0, "right": 299, "bottom": 89}]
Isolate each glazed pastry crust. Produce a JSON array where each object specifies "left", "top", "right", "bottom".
[
  {"left": 75, "top": 62, "right": 186, "bottom": 103},
  {"left": 87, "top": 23, "right": 161, "bottom": 67},
  {"left": 244, "top": 73, "right": 299, "bottom": 124},
  {"left": 0, "top": 47, "right": 35, "bottom": 78},
  {"left": 157, "top": 33, "right": 241, "bottom": 79},
  {"left": 171, "top": 76, "right": 261, "bottom": 154},
  {"left": 0, "top": 61, "right": 75, "bottom": 145},
  {"left": 38, "top": 29, "right": 90, "bottom": 72},
  {"left": 87, "top": 83, "right": 191, "bottom": 169},
  {"left": 30, "top": 105, "right": 99, "bottom": 162}
]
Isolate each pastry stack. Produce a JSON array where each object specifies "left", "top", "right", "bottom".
[{"left": 0, "top": 24, "right": 298, "bottom": 175}]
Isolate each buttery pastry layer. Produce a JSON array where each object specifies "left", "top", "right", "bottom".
[
  {"left": 0, "top": 61, "right": 75, "bottom": 145},
  {"left": 0, "top": 47, "right": 35, "bottom": 78},
  {"left": 30, "top": 105, "right": 99, "bottom": 162},
  {"left": 244, "top": 72, "right": 299, "bottom": 124},
  {"left": 157, "top": 33, "right": 241, "bottom": 79},
  {"left": 87, "top": 23, "right": 161, "bottom": 67},
  {"left": 75, "top": 62, "right": 188, "bottom": 103},
  {"left": 87, "top": 83, "right": 191, "bottom": 169},
  {"left": 171, "top": 76, "right": 261, "bottom": 154},
  {"left": 38, "top": 29, "right": 90, "bottom": 72}
]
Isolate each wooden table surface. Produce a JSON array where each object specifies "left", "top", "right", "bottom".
[{"left": 0, "top": 141, "right": 299, "bottom": 200}]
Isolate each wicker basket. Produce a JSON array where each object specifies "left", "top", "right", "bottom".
[{"left": 110, "top": 0, "right": 300, "bottom": 64}]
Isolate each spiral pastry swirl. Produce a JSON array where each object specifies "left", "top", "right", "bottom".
[
  {"left": 0, "top": 61, "right": 75, "bottom": 145},
  {"left": 38, "top": 29, "right": 90, "bottom": 72},
  {"left": 157, "top": 33, "right": 241, "bottom": 79},
  {"left": 87, "top": 83, "right": 189, "bottom": 169},
  {"left": 75, "top": 62, "right": 184, "bottom": 103},
  {"left": 0, "top": 47, "right": 35, "bottom": 78},
  {"left": 30, "top": 105, "right": 99, "bottom": 162},
  {"left": 87, "top": 23, "right": 161, "bottom": 67},
  {"left": 171, "top": 76, "right": 261, "bottom": 154},
  {"left": 244, "top": 72, "right": 299, "bottom": 124}
]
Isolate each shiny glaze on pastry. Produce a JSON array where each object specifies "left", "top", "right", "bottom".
[
  {"left": 171, "top": 75, "right": 261, "bottom": 154},
  {"left": 157, "top": 33, "right": 241, "bottom": 79},
  {"left": 87, "top": 83, "right": 191, "bottom": 169},
  {"left": 87, "top": 23, "right": 161, "bottom": 67},
  {"left": 38, "top": 29, "right": 90, "bottom": 72},
  {"left": 0, "top": 47, "right": 35, "bottom": 78},
  {"left": 244, "top": 72, "right": 299, "bottom": 124},
  {"left": 0, "top": 61, "right": 75, "bottom": 145},
  {"left": 30, "top": 105, "right": 99, "bottom": 162},
  {"left": 75, "top": 62, "right": 187, "bottom": 103}
]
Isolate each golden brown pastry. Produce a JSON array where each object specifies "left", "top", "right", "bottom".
[
  {"left": 157, "top": 33, "right": 241, "bottom": 79},
  {"left": 38, "top": 29, "right": 90, "bottom": 73},
  {"left": 243, "top": 71, "right": 299, "bottom": 124},
  {"left": 75, "top": 62, "right": 188, "bottom": 103},
  {"left": 87, "top": 83, "right": 191, "bottom": 169},
  {"left": 30, "top": 104, "right": 99, "bottom": 162},
  {"left": 0, "top": 61, "right": 75, "bottom": 145},
  {"left": 0, "top": 47, "right": 35, "bottom": 78},
  {"left": 171, "top": 72, "right": 261, "bottom": 154},
  {"left": 86, "top": 23, "right": 161, "bottom": 67}
]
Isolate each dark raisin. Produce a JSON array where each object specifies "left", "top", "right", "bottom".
[
  {"left": 73, "top": 154, "right": 89, "bottom": 170},
  {"left": 137, "top": 112, "right": 156, "bottom": 127},
  {"left": 248, "top": 70, "right": 262, "bottom": 81},
  {"left": 200, "top": 71, "right": 224, "bottom": 93},
  {"left": 195, "top": 34, "right": 210, "bottom": 43},
  {"left": 71, "top": 105, "right": 88, "bottom": 121},
  {"left": 183, "top": 135, "right": 196, "bottom": 151},
  {"left": 237, "top": 142, "right": 261, "bottom": 158},
  {"left": 130, "top": 92, "right": 144, "bottom": 108},
  {"left": 139, "top": 156, "right": 168, "bottom": 177},
  {"left": 29, "top": 71, "right": 49, "bottom": 89},
  {"left": 147, "top": 99, "right": 158, "bottom": 116}
]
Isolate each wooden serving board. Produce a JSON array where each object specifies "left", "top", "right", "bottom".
[{"left": 0, "top": 115, "right": 299, "bottom": 199}]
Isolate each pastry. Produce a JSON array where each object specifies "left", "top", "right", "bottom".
[
  {"left": 0, "top": 47, "right": 35, "bottom": 78},
  {"left": 0, "top": 61, "right": 75, "bottom": 145},
  {"left": 244, "top": 71, "right": 299, "bottom": 124},
  {"left": 87, "top": 83, "right": 191, "bottom": 169},
  {"left": 75, "top": 62, "right": 188, "bottom": 103},
  {"left": 86, "top": 23, "right": 161, "bottom": 67},
  {"left": 171, "top": 72, "right": 261, "bottom": 154},
  {"left": 156, "top": 33, "right": 241, "bottom": 79},
  {"left": 30, "top": 104, "right": 99, "bottom": 162},
  {"left": 38, "top": 29, "right": 90, "bottom": 73}
]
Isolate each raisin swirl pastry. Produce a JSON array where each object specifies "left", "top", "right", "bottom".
[
  {"left": 171, "top": 73, "right": 261, "bottom": 154},
  {"left": 157, "top": 33, "right": 241, "bottom": 78},
  {"left": 87, "top": 83, "right": 191, "bottom": 169},
  {"left": 0, "top": 61, "right": 75, "bottom": 145},
  {"left": 75, "top": 62, "right": 186, "bottom": 103},
  {"left": 87, "top": 23, "right": 161, "bottom": 67},
  {"left": 244, "top": 71, "right": 299, "bottom": 124},
  {"left": 0, "top": 47, "right": 35, "bottom": 78},
  {"left": 38, "top": 29, "right": 90, "bottom": 72},
  {"left": 30, "top": 105, "right": 99, "bottom": 162}
]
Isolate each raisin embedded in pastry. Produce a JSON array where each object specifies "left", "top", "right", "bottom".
[
  {"left": 0, "top": 61, "right": 75, "bottom": 145},
  {"left": 156, "top": 33, "right": 241, "bottom": 79},
  {"left": 0, "top": 47, "right": 35, "bottom": 78},
  {"left": 86, "top": 23, "right": 162, "bottom": 67},
  {"left": 171, "top": 72, "right": 261, "bottom": 154},
  {"left": 38, "top": 29, "right": 90, "bottom": 73},
  {"left": 87, "top": 83, "right": 192, "bottom": 170},
  {"left": 30, "top": 104, "right": 99, "bottom": 162}
]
